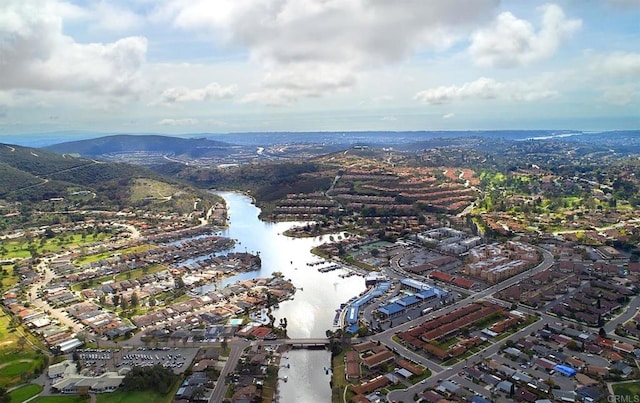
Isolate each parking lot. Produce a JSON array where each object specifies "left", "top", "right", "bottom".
[{"left": 77, "top": 346, "right": 199, "bottom": 375}]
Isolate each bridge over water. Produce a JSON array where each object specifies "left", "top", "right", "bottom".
[{"left": 261, "top": 338, "right": 329, "bottom": 348}]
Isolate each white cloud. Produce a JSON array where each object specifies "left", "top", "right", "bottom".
[
  {"left": 242, "top": 62, "right": 357, "bottom": 106},
  {"left": 159, "top": 82, "right": 237, "bottom": 104},
  {"left": 90, "top": 2, "right": 145, "bottom": 32},
  {"left": 154, "top": 0, "right": 499, "bottom": 104},
  {"left": 592, "top": 52, "right": 640, "bottom": 78},
  {"left": 601, "top": 86, "right": 636, "bottom": 105},
  {"left": 414, "top": 77, "right": 558, "bottom": 104},
  {"left": 157, "top": 118, "right": 199, "bottom": 126},
  {"left": 0, "top": 0, "right": 147, "bottom": 96},
  {"left": 442, "top": 113, "right": 455, "bottom": 119},
  {"left": 469, "top": 4, "right": 581, "bottom": 68},
  {"left": 585, "top": 52, "right": 640, "bottom": 105}
]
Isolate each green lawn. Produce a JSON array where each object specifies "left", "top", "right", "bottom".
[
  {"left": 411, "top": 369, "right": 432, "bottom": 384},
  {"left": 1, "top": 232, "right": 112, "bottom": 260},
  {"left": 0, "top": 267, "right": 18, "bottom": 293},
  {"left": 33, "top": 396, "right": 89, "bottom": 403},
  {"left": 96, "top": 379, "right": 182, "bottom": 403},
  {"left": 612, "top": 381, "right": 640, "bottom": 400},
  {"left": 9, "top": 383, "right": 43, "bottom": 403},
  {"left": 0, "top": 314, "right": 48, "bottom": 388},
  {"left": 96, "top": 390, "right": 172, "bottom": 403},
  {"left": 3, "top": 361, "right": 33, "bottom": 377},
  {"left": 436, "top": 336, "right": 460, "bottom": 350},
  {"left": 331, "top": 349, "right": 352, "bottom": 403}
]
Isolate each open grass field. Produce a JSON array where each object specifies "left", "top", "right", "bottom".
[
  {"left": 8, "top": 383, "right": 43, "bottom": 403},
  {"left": 1, "top": 232, "right": 112, "bottom": 260},
  {"left": 129, "top": 178, "right": 180, "bottom": 203},
  {"left": 612, "top": 381, "right": 640, "bottom": 400},
  {"left": 0, "top": 310, "right": 22, "bottom": 353},
  {"left": 33, "top": 395, "right": 90, "bottom": 403},
  {"left": 0, "top": 312, "right": 48, "bottom": 387},
  {"left": 0, "top": 349, "right": 48, "bottom": 387},
  {"left": 1, "top": 264, "right": 18, "bottom": 291},
  {"left": 128, "top": 178, "right": 213, "bottom": 215}
]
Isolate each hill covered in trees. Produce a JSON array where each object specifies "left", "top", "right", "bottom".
[
  {"left": 45, "top": 134, "right": 237, "bottom": 162},
  {"left": 0, "top": 142, "right": 221, "bottom": 229}
]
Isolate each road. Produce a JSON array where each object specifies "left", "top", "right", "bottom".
[
  {"left": 604, "top": 293, "right": 640, "bottom": 333},
  {"left": 28, "top": 255, "right": 86, "bottom": 335},
  {"left": 364, "top": 247, "right": 555, "bottom": 402},
  {"left": 385, "top": 315, "right": 552, "bottom": 403},
  {"left": 209, "top": 338, "right": 251, "bottom": 403}
]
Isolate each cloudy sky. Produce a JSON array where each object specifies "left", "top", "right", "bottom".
[{"left": 0, "top": 0, "right": 639, "bottom": 136}]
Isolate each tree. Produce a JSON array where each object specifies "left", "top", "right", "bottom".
[
  {"left": 120, "top": 298, "right": 128, "bottom": 311},
  {"left": 112, "top": 294, "right": 120, "bottom": 307},
  {"left": 566, "top": 340, "right": 581, "bottom": 351},
  {"left": 17, "top": 336, "right": 27, "bottom": 351},
  {"left": 121, "top": 364, "right": 177, "bottom": 394},
  {"left": 130, "top": 292, "right": 139, "bottom": 307},
  {"left": 0, "top": 386, "right": 10, "bottom": 403},
  {"left": 599, "top": 327, "right": 607, "bottom": 337}
]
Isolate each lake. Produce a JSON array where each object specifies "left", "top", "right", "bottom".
[{"left": 210, "top": 191, "right": 365, "bottom": 402}]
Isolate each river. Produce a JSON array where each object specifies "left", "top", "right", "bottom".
[{"left": 210, "top": 191, "right": 365, "bottom": 402}]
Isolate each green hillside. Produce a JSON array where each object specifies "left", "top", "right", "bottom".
[
  {"left": 0, "top": 144, "right": 92, "bottom": 176},
  {"left": 0, "top": 163, "right": 43, "bottom": 195},
  {"left": 0, "top": 142, "right": 222, "bottom": 228}
]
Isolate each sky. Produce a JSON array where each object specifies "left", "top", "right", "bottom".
[{"left": 0, "top": 0, "right": 639, "bottom": 137}]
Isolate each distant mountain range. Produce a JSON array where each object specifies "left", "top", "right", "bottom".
[
  {"left": 41, "top": 131, "right": 591, "bottom": 158},
  {"left": 6, "top": 130, "right": 640, "bottom": 175},
  {"left": 46, "top": 134, "right": 235, "bottom": 159},
  {"left": 0, "top": 129, "right": 593, "bottom": 149}
]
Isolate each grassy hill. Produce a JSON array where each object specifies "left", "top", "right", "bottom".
[
  {"left": 0, "top": 142, "right": 222, "bottom": 227},
  {"left": 0, "top": 163, "right": 44, "bottom": 194}
]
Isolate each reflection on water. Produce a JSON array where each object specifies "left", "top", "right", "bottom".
[
  {"left": 277, "top": 349, "right": 331, "bottom": 403},
  {"left": 208, "top": 191, "right": 365, "bottom": 338},
  {"left": 210, "top": 192, "right": 365, "bottom": 402}
]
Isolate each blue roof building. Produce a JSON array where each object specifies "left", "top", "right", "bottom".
[
  {"left": 378, "top": 303, "right": 404, "bottom": 317},
  {"left": 347, "top": 306, "right": 359, "bottom": 324},
  {"left": 397, "top": 295, "right": 420, "bottom": 307},
  {"left": 417, "top": 288, "right": 437, "bottom": 299},
  {"left": 400, "top": 278, "right": 447, "bottom": 296},
  {"left": 554, "top": 364, "right": 576, "bottom": 377}
]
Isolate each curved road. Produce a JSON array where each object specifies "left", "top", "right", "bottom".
[{"left": 365, "top": 247, "right": 555, "bottom": 402}]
